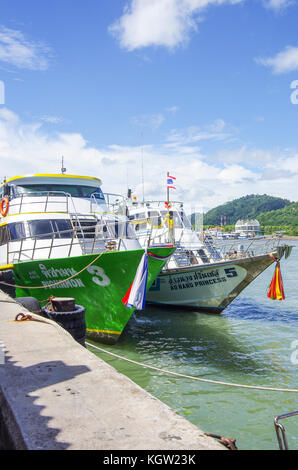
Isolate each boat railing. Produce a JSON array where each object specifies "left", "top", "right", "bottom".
[
  {"left": 160, "top": 236, "right": 286, "bottom": 269},
  {"left": 5, "top": 217, "right": 138, "bottom": 264},
  {"left": 103, "top": 195, "right": 185, "bottom": 213},
  {"left": 103, "top": 193, "right": 128, "bottom": 216},
  {"left": 211, "top": 236, "right": 284, "bottom": 260},
  {"left": 7, "top": 191, "right": 72, "bottom": 215},
  {"left": 7, "top": 191, "right": 107, "bottom": 217}
]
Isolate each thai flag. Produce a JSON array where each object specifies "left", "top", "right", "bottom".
[
  {"left": 122, "top": 252, "right": 148, "bottom": 310},
  {"left": 167, "top": 175, "right": 176, "bottom": 189}
]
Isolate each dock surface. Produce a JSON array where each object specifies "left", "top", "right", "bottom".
[{"left": 0, "top": 291, "right": 224, "bottom": 450}]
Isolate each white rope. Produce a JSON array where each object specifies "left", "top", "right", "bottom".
[{"left": 86, "top": 341, "right": 298, "bottom": 393}]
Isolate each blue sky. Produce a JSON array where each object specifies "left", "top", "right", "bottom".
[{"left": 0, "top": 0, "right": 298, "bottom": 213}]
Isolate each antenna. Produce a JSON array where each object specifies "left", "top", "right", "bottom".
[
  {"left": 61, "top": 156, "right": 67, "bottom": 174},
  {"left": 141, "top": 131, "right": 145, "bottom": 202}
]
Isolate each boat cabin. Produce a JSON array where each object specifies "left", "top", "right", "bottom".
[{"left": 0, "top": 174, "right": 139, "bottom": 265}]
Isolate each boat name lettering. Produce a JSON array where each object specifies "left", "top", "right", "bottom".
[
  {"left": 28, "top": 270, "right": 40, "bottom": 280},
  {"left": 169, "top": 276, "right": 227, "bottom": 290},
  {"left": 168, "top": 269, "right": 229, "bottom": 291},
  {"left": 169, "top": 270, "right": 220, "bottom": 285},
  {"left": 42, "top": 278, "right": 86, "bottom": 289},
  {"left": 39, "top": 264, "right": 77, "bottom": 279},
  {"left": 224, "top": 267, "right": 238, "bottom": 278}
]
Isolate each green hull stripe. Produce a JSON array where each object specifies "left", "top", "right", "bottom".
[{"left": 13, "top": 246, "right": 175, "bottom": 343}]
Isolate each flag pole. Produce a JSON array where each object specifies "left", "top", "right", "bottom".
[
  {"left": 167, "top": 171, "right": 170, "bottom": 205},
  {"left": 166, "top": 171, "right": 174, "bottom": 244}
]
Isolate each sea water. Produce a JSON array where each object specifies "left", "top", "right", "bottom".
[{"left": 88, "top": 241, "right": 298, "bottom": 450}]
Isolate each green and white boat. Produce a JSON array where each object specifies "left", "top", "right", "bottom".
[
  {"left": 0, "top": 174, "right": 175, "bottom": 344},
  {"left": 107, "top": 194, "right": 292, "bottom": 313}
]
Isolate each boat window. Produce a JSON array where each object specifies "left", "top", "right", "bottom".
[
  {"left": 0, "top": 225, "right": 8, "bottom": 246},
  {"left": 13, "top": 184, "right": 104, "bottom": 200},
  {"left": 54, "top": 220, "right": 73, "bottom": 238},
  {"left": 80, "top": 186, "right": 104, "bottom": 200},
  {"left": 7, "top": 222, "right": 26, "bottom": 240},
  {"left": 28, "top": 219, "right": 73, "bottom": 239},
  {"left": 29, "top": 220, "right": 54, "bottom": 239},
  {"left": 14, "top": 185, "right": 53, "bottom": 197}
]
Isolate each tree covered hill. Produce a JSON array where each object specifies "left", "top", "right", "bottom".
[
  {"left": 257, "top": 202, "right": 298, "bottom": 226},
  {"left": 203, "top": 194, "right": 292, "bottom": 226}
]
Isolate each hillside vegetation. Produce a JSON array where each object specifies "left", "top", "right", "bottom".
[{"left": 203, "top": 194, "right": 292, "bottom": 226}]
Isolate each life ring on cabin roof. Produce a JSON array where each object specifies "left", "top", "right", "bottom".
[{"left": 0, "top": 197, "right": 9, "bottom": 217}]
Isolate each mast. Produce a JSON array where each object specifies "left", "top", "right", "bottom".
[
  {"left": 166, "top": 171, "right": 174, "bottom": 244},
  {"left": 61, "top": 156, "right": 67, "bottom": 174},
  {"left": 166, "top": 171, "right": 170, "bottom": 206}
]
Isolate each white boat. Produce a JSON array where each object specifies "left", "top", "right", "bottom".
[
  {"left": 0, "top": 174, "right": 175, "bottom": 343},
  {"left": 107, "top": 195, "right": 290, "bottom": 313}
]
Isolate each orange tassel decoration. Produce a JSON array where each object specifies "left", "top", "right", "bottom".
[{"left": 267, "top": 257, "right": 285, "bottom": 301}]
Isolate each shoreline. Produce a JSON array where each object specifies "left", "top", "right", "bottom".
[{"left": 279, "top": 236, "right": 298, "bottom": 240}]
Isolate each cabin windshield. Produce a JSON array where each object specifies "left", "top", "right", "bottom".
[{"left": 11, "top": 184, "right": 105, "bottom": 200}]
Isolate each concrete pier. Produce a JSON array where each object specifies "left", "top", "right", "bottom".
[{"left": 0, "top": 291, "right": 224, "bottom": 450}]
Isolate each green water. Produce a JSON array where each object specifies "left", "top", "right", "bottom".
[{"left": 88, "top": 242, "right": 298, "bottom": 450}]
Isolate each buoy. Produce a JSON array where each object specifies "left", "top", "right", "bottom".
[{"left": 0, "top": 197, "right": 9, "bottom": 217}]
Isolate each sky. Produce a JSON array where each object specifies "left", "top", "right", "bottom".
[{"left": 0, "top": 0, "right": 298, "bottom": 214}]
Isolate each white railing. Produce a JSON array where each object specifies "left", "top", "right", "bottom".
[
  {"left": 6, "top": 191, "right": 107, "bottom": 219},
  {"left": 163, "top": 237, "right": 286, "bottom": 269},
  {"left": 4, "top": 217, "right": 139, "bottom": 264}
]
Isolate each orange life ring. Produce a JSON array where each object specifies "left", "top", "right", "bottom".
[{"left": 0, "top": 197, "right": 9, "bottom": 217}]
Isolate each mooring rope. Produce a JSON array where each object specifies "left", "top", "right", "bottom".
[{"left": 86, "top": 341, "right": 298, "bottom": 393}]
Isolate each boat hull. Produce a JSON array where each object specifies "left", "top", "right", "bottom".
[
  {"left": 13, "top": 246, "right": 175, "bottom": 344},
  {"left": 147, "top": 253, "right": 276, "bottom": 312}
]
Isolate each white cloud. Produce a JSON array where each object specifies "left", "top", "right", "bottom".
[
  {"left": 218, "top": 164, "right": 256, "bottom": 183},
  {"left": 109, "top": 0, "right": 244, "bottom": 51},
  {"left": 40, "top": 115, "right": 66, "bottom": 124},
  {"left": 132, "top": 113, "right": 165, "bottom": 129},
  {"left": 0, "top": 25, "right": 51, "bottom": 70},
  {"left": 166, "top": 119, "right": 234, "bottom": 145},
  {"left": 264, "top": 0, "right": 293, "bottom": 11},
  {"left": 0, "top": 108, "right": 297, "bottom": 212},
  {"left": 166, "top": 106, "right": 180, "bottom": 114},
  {"left": 256, "top": 46, "right": 298, "bottom": 74}
]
